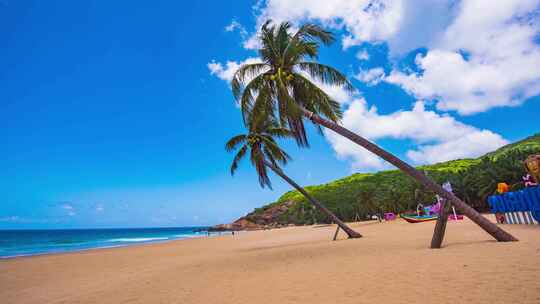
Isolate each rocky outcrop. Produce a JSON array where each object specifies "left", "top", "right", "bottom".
[
  {"left": 209, "top": 217, "right": 262, "bottom": 231},
  {"left": 244, "top": 200, "right": 296, "bottom": 227},
  {"left": 231, "top": 218, "right": 260, "bottom": 230},
  {"left": 207, "top": 223, "right": 234, "bottom": 232},
  {"left": 211, "top": 200, "right": 298, "bottom": 231}
]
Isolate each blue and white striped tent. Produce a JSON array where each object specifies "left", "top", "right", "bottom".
[{"left": 488, "top": 186, "right": 540, "bottom": 224}]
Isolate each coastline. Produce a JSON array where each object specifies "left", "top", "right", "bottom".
[
  {"left": 2, "top": 216, "right": 539, "bottom": 304},
  {"left": 0, "top": 227, "right": 209, "bottom": 259},
  {"left": 0, "top": 236, "right": 202, "bottom": 260}
]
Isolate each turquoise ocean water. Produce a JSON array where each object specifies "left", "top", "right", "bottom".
[{"left": 0, "top": 227, "right": 208, "bottom": 258}]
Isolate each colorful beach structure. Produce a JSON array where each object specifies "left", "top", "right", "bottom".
[
  {"left": 400, "top": 181, "right": 464, "bottom": 224},
  {"left": 488, "top": 186, "right": 540, "bottom": 225},
  {"left": 384, "top": 212, "right": 396, "bottom": 221}
]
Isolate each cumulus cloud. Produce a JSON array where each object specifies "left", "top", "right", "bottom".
[
  {"left": 386, "top": 0, "right": 540, "bottom": 114},
  {"left": 325, "top": 131, "right": 388, "bottom": 171},
  {"left": 355, "top": 67, "right": 385, "bottom": 86},
  {"left": 246, "top": 0, "right": 459, "bottom": 53},
  {"left": 325, "top": 98, "right": 508, "bottom": 170},
  {"left": 250, "top": 0, "right": 540, "bottom": 114},
  {"left": 356, "top": 49, "right": 370, "bottom": 60},
  {"left": 247, "top": 0, "right": 404, "bottom": 50},
  {"left": 207, "top": 57, "right": 262, "bottom": 82},
  {"left": 406, "top": 130, "right": 509, "bottom": 164},
  {"left": 225, "top": 20, "right": 248, "bottom": 39}
]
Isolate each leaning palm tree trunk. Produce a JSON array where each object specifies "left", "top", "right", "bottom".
[
  {"left": 431, "top": 198, "right": 451, "bottom": 248},
  {"left": 264, "top": 160, "right": 362, "bottom": 239},
  {"left": 302, "top": 108, "right": 517, "bottom": 242}
]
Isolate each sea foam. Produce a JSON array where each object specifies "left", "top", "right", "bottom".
[{"left": 106, "top": 237, "right": 169, "bottom": 243}]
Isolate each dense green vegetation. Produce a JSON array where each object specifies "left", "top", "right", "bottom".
[{"left": 245, "top": 134, "right": 540, "bottom": 225}]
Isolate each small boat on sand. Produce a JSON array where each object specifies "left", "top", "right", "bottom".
[{"left": 400, "top": 213, "right": 438, "bottom": 223}]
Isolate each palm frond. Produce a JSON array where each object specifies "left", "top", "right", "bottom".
[
  {"left": 292, "top": 72, "right": 343, "bottom": 122},
  {"left": 261, "top": 137, "right": 291, "bottom": 164},
  {"left": 295, "top": 23, "right": 335, "bottom": 45},
  {"left": 250, "top": 145, "right": 272, "bottom": 189},
  {"left": 284, "top": 40, "right": 319, "bottom": 64},
  {"left": 273, "top": 74, "right": 309, "bottom": 146},
  {"left": 232, "top": 63, "right": 269, "bottom": 90},
  {"left": 276, "top": 22, "right": 293, "bottom": 56},
  {"left": 238, "top": 74, "right": 267, "bottom": 113},
  {"left": 225, "top": 135, "right": 247, "bottom": 152},
  {"left": 246, "top": 82, "right": 276, "bottom": 128},
  {"left": 230, "top": 145, "right": 248, "bottom": 176},
  {"left": 297, "top": 62, "right": 355, "bottom": 93},
  {"left": 259, "top": 21, "right": 280, "bottom": 66},
  {"left": 286, "top": 116, "right": 309, "bottom": 147},
  {"left": 266, "top": 127, "right": 293, "bottom": 139}
]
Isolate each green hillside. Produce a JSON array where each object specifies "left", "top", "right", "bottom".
[{"left": 244, "top": 133, "right": 540, "bottom": 225}]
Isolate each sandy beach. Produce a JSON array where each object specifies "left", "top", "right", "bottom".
[{"left": 1, "top": 216, "right": 539, "bottom": 304}]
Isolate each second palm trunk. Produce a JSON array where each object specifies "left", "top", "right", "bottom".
[{"left": 264, "top": 160, "right": 362, "bottom": 239}]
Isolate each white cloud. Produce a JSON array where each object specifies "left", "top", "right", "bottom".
[
  {"left": 325, "top": 130, "right": 388, "bottom": 171},
  {"left": 355, "top": 67, "right": 385, "bottom": 86},
  {"left": 249, "top": 0, "right": 540, "bottom": 114},
  {"left": 247, "top": 0, "right": 405, "bottom": 50},
  {"left": 247, "top": 0, "right": 457, "bottom": 53},
  {"left": 356, "top": 49, "right": 370, "bottom": 60},
  {"left": 406, "top": 130, "right": 510, "bottom": 164},
  {"left": 385, "top": 0, "right": 540, "bottom": 114},
  {"left": 207, "top": 57, "right": 262, "bottom": 82},
  {"left": 243, "top": 33, "right": 262, "bottom": 50},
  {"left": 325, "top": 98, "right": 508, "bottom": 170},
  {"left": 225, "top": 20, "right": 248, "bottom": 39}
]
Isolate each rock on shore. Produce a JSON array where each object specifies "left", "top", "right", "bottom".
[{"left": 211, "top": 200, "right": 297, "bottom": 231}]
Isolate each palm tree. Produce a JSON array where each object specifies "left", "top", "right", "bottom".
[
  {"left": 225, "top": 114, "right": 361, "bottom": 238},
  {"left": 231, "top": 21, "right": 516, "bottom": 243}
]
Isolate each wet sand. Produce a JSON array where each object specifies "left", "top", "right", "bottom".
[{"left": 1, "top": 215, "right": 539, "bottom": 304}]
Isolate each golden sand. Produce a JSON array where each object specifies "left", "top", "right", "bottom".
[{"left": 1, "top": 215, "right": 539, "bottom": 304}]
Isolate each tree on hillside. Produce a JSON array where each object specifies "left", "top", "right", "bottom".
[
  {"left": 231, "top": 21, "right": 516, "bottom": 245},
  {"left": 356, "top": 185, "right": 379, "bottom": 220},
  {"left": 476, "top": 152, "right": 527, "bottom": 199},
  {"left": 225, "top": 112, "right": 361, "bottom": 238}
]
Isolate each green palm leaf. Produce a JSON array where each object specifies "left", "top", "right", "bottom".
[
  {"left": 297, "top": 62, "right": 355, "bottom": 93},
  {"left": 231, "top": 21, "right": 353, "bottom": 147},
  {"left": 225, "top": 135, "right": 246, "bottom": 152},
  {"left": 230, "top": 145, "right": 248, "bottom": 175}
]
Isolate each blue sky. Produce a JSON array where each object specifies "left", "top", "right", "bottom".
[{"left": 1, "top": 0, "right": 539, "bottom": 229}]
